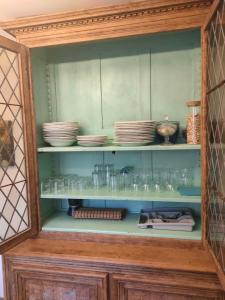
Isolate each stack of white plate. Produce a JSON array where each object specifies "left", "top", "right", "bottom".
[
  {"left": 77, "top": 135, "right": 107, "bottom": 147},
  {"left": 114, "top": 120, "right": 156, "bottom": 146},
  {"left": 43, "top": 122, "right": 79, "bottom": 147}
]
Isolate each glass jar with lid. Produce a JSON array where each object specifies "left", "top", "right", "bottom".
[{"left": 186, "top": 100, "right": 200, "bottom": 144}]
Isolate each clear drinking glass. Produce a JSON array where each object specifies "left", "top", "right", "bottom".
[
  {"left": 53, "top": 178, "right": 65, "bottom": 194},
  {"left": 93, "top": 164, "right": 106, "bottom": 187},
  {"left": 152, "top": 169, "right": 162, "bottom": 192},
  {"left": 130, "top": 170, "right": 140, "bottom": 192},
  {"left": 110, "top": 171, "right": 120, "bottom": 192},
  {"left": 180, "top": 168, "right": 194, "bottom": 186},
  {"left": 92, "top": 171, "right": 101, "bottom": 190},
  {"left": 105, "top": 164, "right": 114, "bottom": 187},
  {"left": 41, "top": 178, "right": 52, "bottom": 194},
  {"left": 141, "top": 170, "right": 152, "bottom": 192}
]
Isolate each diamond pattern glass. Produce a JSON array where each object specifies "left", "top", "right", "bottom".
[
  {"left": 0, "top": 47, "right": 30, "bottom": 244},
  {"left": 207, "top": 0, "right": 225, "bottom": 274}
]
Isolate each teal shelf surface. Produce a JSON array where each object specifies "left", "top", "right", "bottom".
[
  {"left": 42, "top": 212, "right": 201, "bottom": 240},
  {"left": 40, "top": 189, "right": 201, "bottom": 203},
  {"left": 38, "top": 144, "right": 201, "bottom": 153}
]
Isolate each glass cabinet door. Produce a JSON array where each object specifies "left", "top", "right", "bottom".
[
  {"left": 0, "top": 35, "right": 39, "bottom": 253},
  {"left": 204, "top": 0, "right": 225, "bottom": 289}
]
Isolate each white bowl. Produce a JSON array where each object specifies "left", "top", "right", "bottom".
[{"left": 46, "top": 140, "right": 75, "bottom": 147}]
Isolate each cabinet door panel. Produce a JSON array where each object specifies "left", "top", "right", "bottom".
[
  {"left": 0, "top": 35, "right": 39, "bottom": 253},
  {"left": 203, "top": 0, "right": 225, "bottom": 289},
  {"left": 5, "top": 261, "right": 107, "bottom": 300},
  {"left": 111, "top": 273, "right": 223, "bottom": 300},
  {"left": 25, "top": 279, "right": 98, "bottom": 300}
]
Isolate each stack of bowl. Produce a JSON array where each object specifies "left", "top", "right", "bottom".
[
  {"left": 42, "top": 122, "right": 79, "bottom": 146},
  {"left": 114, "top": 120, "right": 156, "bottom": 146}
]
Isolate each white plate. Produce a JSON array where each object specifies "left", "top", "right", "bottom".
[
  {"left": 43, "top": 128, "right": 78, "bottom": 132},
  {"left": 44, "top": 135, "right": 77, "bottom": 138},
  {"left": 43, "top": 126, "right": 78, "bottom": 130},
  {"left": 77, "top": 135, "right": 107, "bottom": 138},
  {"left": 115, "top": 137, "right": 154, "bottom": 142},
  {"left": 43, "top": 127, "right": 78, "bottom": 130},
  {"left": 43, "top": 131, "right": 77, "bottom": 134},
  {"left": 113, "top": 141, "right": 151, "bottom": 146},
  {"left": 78, "top": 142, "right": 105, "bottom": 147},
  {"left": 43, "top": 132, "right": 76, "bottom": 138},
  {"left": 44, "top": 136, "right": 76, "bottom": 140},
  {"left": 43, "top": 121, "right": 79, "bottom": 126},
  {"left": 115, "top": 120, "right": 155, "bottom": 124},
  {"left": 77, "top": 135, "right": 107, "bottom": 141}
]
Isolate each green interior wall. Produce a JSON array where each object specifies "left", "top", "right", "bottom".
[
  {"left": 31, "top": 49, "right": 56, "bottom": 221},
  {"left": 31, "top": 29, "right": 201, "bottom": 221}
]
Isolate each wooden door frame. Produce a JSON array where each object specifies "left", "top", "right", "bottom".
[
  {"left": 0, "top": 35, "right": 40, "bottom": 254},
  {"left": 201, "top": 0, "right": 225, "bottom": 291}
]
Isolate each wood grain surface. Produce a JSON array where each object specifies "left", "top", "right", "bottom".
[
  {"left": 0, "top": 0, "right": 213, "bottom": 47},
  {"left": 4, "top": 237, "right": 217, "bottom": 273}
]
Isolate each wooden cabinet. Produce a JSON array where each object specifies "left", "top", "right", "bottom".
[
  {"left": 4, "top": 257, "right": 108, "bottom": 300},
  {"left": 110, "top": 273, "right": 224, "bottom": 300},
  {"left": 3, "top": 238, "right": 224, "bottom": 300},
  {"left": 19, "top": 277, "right": 106, "bottom": 300},
  {"left": 0, "top": 0, "right": 225, "bottom": 299}
]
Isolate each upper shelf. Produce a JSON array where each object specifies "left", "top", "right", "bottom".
[
  {"left": 38, "top": 144, "right": 201, "bottom": 153},
  {"left": 41, "top": 189, "right": 201, "bottom": 203}
]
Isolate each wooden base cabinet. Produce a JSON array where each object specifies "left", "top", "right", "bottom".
[
  {"left": 4, "top": 258, "right": 224, "bottom": 300},
  {"left": 3, "top": 238, "right": 224, "bottom": 300}
]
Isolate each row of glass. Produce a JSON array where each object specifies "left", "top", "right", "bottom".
[{"left": 40, "top": 165, "right": 195, "bottom": 194}]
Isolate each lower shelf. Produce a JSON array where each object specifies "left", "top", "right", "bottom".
[{"left": 42, "top": 212, "right": 201, "bottom": 240}]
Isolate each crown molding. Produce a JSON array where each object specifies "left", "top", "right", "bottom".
[{"left": 0, "top": 0, "right": 213, "bottom": 47}]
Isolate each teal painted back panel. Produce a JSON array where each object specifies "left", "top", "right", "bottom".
[
  {"left": 46, "top": 30, "right": 200, "bottom": 129},
  {"left": 31, "top": 49, "right": 56, "bottom": 219},
  {"left": 52, "top": 60, "right": 102, "bottom": 134},
  {"left": 31, "top": 29, "right": 201, "bottom": 219},
  {"left": 101, "top": 52, "right": 151, "bottom": 130},
  {"left": 31, "top": 49, "right": 49, "bottom": 145}
]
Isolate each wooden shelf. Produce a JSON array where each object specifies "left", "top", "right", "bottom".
[
  {"left": 42, "top": 212, "right": 201, "bottom": 240},
  {"left": 40, "top": 189, "right": 201, "bottom": 203},
  {"left": 38, "top": 144, "right": 201, "bottom": 153}
]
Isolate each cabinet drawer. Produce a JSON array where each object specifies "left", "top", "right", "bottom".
[
  {"left": 110, "top": 273, "right": 224, "bottom": 300},
  {"left": 5, "top": 262, "right": 108, "bottom": 300}
]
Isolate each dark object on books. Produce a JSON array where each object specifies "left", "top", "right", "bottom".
[{"left": 67, "top": 199, "right": 82, "bottom": 216}]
